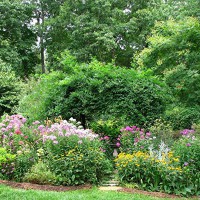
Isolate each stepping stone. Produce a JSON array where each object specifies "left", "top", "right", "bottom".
[{"left": 99, "top": 186, "right": 123, "bottom": 191}]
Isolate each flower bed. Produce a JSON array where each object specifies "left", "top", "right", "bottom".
[
  {"left": 0, "top": 115, "right": 112, "bottom": 185},
  {"left": 115, "top": 125, "right": 200, "bottom": 196}
]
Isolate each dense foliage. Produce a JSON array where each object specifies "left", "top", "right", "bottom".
[
  {"left": 1, "top": 0, "right": 200, "bottom": 197},
  {"left": 17, "top": 59, "right": 168, "bottom": 127},
  {"left": 0, "top": 61, "right": 22, "bottom": 116}
]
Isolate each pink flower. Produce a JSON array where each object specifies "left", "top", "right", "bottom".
[
  {"left": 33, "top": 121, "right": 40, "bottom": 125},
  {"left": 15, "top": 129, "right": 22, "bottom": 135},
  {"left": 18, "top": 141, "right": 24, "bottom": 145},
  {"left": 104, "top": 136, "right": 109, "bottom": 140},
  {"left": 146, "top": 132, "right": 151, "bottom": 137},
  {"left": 140, "top": 135, "right": 145, "bottom": 140},
  {"left": 116, "top": 142, "right": 121, "bottom": 147},
  {"left": 186, "top": 143, "right": 191, "bottom": 147},
  {"left": 134, "top": 138, "right": 139, "bottom": 143},
  {"left": 125, "top": 126, "right": 132, "bottom": 131}
]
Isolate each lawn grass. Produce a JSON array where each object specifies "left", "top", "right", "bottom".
[{"left": 0, "top": 184, "right": 196, "bottom": 200}]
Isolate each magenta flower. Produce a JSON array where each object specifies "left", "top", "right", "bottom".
[
  {"left": 134, "top": 138, "right": 139, "bottom": 143},
  {"left": 116, "top": 142, "right": 121, "bottom": 147},
  {"left": 125, "top": 126, "right": 133, "bottom": 131},
  {"left": 146, "top": 132, "right": 151, "bottom": 137},
  {"left": 186, "top": 143, "right": 191, "bottom": 147},
  {"left": 33, "top": 121, "right": 40, "bottom": 125},
  {"left": 104, "top": 136, "right": 109, "bottom": 140}
]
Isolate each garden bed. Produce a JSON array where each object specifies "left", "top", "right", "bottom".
[{"left": 0, "top": 180, "right": 91, "bottom": 192}]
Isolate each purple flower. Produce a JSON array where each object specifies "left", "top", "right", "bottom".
[
  {"left": 104, "top": 136, "right": 109, "bottom": 140},
  {"left": 184, "top": 162, "right": 189, "bottom": 166},
  {"left": 134, "top": 138, "right": 139, "bottom": 143},
  {"left": 125, "top": 126, "right": 133, "bottom": 131},
  {"left": 116, "top": 142, "right": 121, "bottom": 147},
  {"left": 33, "top": 121, "right": 40, "bottom": 125},
  {"left": 1, "top": 128, "right": 6, "bottom": 132},
  {"left": 186, "top": 143, "right": 191, "bottom": 147},
  {"left": 146, "top": 132, "right": 151, "bottom": 137}
]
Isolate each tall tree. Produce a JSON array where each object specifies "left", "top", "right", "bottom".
[
  {"left": 30, "top": 0, "right": 65, "bottom": 73},
  {"left": 0, "top": 0, "right": 38, "bottom": 77},
  {"left": 135, "top": 17, "right": 200, "bottom": 106},
  {"left": 45, "top": 0, "right": 183, "bottom": 68}
]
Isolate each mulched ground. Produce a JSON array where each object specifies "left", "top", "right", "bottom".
[
  {"left": 0, "top": 180, "right": 199, "bottom": 199},
  {"left": 0, "top": 180, "right": 91, "bottom": 192}
]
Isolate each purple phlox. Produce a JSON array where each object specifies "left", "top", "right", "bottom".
[
  {"left": 104, "top": 136, "right": 109, "bottom": 140},
  {"left": 186, "top": 143, "right": 191, "bottom": 147},
  {"left": 146, "top": 132, "right": 151, "bottom": 137},
  {"left": 125, "top": 126, "right": 133, "bottom": 131},
  {"left": 180, "top": 129, "right": 195, "bottom": 136},
  {"left": 32, "top": 121, "right": 40, "bottom": 125},
  {"left": 116, "top": 142, "right": 121, "bottom": 147}
]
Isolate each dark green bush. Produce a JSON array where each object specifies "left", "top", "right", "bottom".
[
  {"left": 17, "top": 57, "right": 168, "bottom": 126},
  {"left": 164, "top": 105, "right": 200, "bottom": 130},
  {"left": 0, "top": 62, "right": 22, "bottom": 116}
]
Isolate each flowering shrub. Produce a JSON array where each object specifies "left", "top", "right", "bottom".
[
  {"left": 0, "top": 115, "right": 112, "bottom": 184},
  {"left": 119, "top": 125, "right": 154, "bottom": 153},
  {"left": 116, "top": 126, "right": 200, "bottom": 196},
  {"left": 173, "top": 129, "right": 200, "bottom": 170},
  {"left": 43, "top": 122, "right": 113, "bottom": 185},
  {"left": 115, "top": 143, "right": 199, "bottom": 196}
]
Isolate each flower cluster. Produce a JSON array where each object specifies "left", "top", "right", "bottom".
[{"left": 119, "top": 125, "right": 155, "bottom": 153}]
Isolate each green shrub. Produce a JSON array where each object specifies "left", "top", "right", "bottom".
[
  {"left": 44, "top": 135, "right": 113, "bottom": 185},
  {"left": 23, "top": 161, "right": 57, "bottom": 185},
  {"left": 16, "top": 72, "right": 65, "bottom": 122},
  {"left": 173, "top": 130, "right": 200, "bottom": 173},
  {"left": 0, "top": 147, "right": 16, "bottom": 180},
  {"left": 0, "top": 61, "right": 22, "bottom": 116},
  {"left": 17, "top": 58, "right": 168, "bottom": 127},
  {"left": 149, "top": 118, "right": 175, "bottom": 146},
  {"left": 165, "top": 105, "right": 200, "bottom": 129}
]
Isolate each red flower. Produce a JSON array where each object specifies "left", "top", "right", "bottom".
[{"left": 15, "top": 129, "right": 22, "bottom": 135}]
